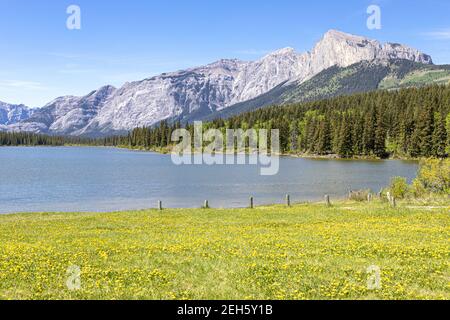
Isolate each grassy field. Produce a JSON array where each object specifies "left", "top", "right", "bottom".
[{"left": 0, "top": 201, "right": 448, "bottom": 300}]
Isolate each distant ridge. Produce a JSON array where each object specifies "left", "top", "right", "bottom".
[
  {"left": 200, "top": 59, "right": 450, "bottom": 121},
  {"left": 0, "top": 30, "right": 436, "bottom": 137}
]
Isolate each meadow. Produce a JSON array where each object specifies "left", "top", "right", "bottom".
[{"left": 0, "top": 200, "right": 448, "bottom": 300}]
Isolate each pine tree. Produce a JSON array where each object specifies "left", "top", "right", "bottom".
[
  {"left": 432, "top": 115, "right": 447, "bottom": 158},
  {"left": 337, "top": 115, "right": 353, "bottom": 158},
  {"left": 446, "top": 113, "right": 450, "bottom": 155},
  {"left": 316, "top": 117, "right": 331, "bottom": 155},
  {"left": 374, "top": 111, "right": 387, "bottom": 158},
  {"left": 352, "top": 114, "right": 364, "bottom": 155},
  {"left": 417, "top": 105, "right": 435, "bottom": 156},
  {"left": 362, "top": 108, "right": 375, "bottom": 155}
]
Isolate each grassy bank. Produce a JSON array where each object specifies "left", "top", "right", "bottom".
[{"left": 0, "top": 201, "right": 448, "bottom": 300}]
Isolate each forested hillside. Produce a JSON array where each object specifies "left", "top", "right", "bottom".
[
  {"left": 2, "top": 85, "right": 449, "bottom": 159},
  {"left": 0, "top": 132, "right": 101, "bottom": 147},
  {"left": 202, "top": 60, "right": 450, "bottom": 121},
  {"left": 124, "top": 85, "right": 450, "bottom": 159}
]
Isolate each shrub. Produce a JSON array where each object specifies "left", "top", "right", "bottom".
[
  {"left": 389, "top": 177, "right": 409, "bottom": 199},
  {"left": 348, "top": 190, "right": 371, "bottom": 202},
  {"left": 411, "top": 179, "right": 427, "bottom": 198},
  {"left": 415, "top": 159, "right": 450, "bottom": 195}
]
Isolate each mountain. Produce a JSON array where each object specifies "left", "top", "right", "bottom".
[
  {"left": 0, "top": 102, "right": 33, "bottom": 126},
  {"left": 204, "top": 59, "right": 450, "bottom": 120},
  {"left": 1, "top": 30, "right": 435, "bottom": 136},
  {"left": 9, "top": 85, "right": 117, "bottom": 135}
]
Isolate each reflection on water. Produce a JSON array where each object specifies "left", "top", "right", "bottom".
[{"left": 0, "top": 147, "right": 418, "bottom": 213}]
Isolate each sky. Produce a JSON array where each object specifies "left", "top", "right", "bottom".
[{"left": 0, "top": 0, "right": 449, "bottom": 107}]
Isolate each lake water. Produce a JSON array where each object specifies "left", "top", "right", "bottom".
[{"left": 0, "top": 147, "right": 419, "bottom": 214}]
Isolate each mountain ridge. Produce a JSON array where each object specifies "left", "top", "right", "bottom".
[
  {"left": 0, "top": 102, "right": 33, "bottom": 126},
  {"left": 202, "top": 59, "right": 450, "bottom": 121},
  {"left": 0, "top": 30, "right": 435, "bottom": 137}
]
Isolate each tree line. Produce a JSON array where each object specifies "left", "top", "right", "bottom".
[
  {"left": 0, "top": 132, "right": 100, "bottom": 146},
  {"left": 1, "top": 85, "right": 449, "bottom": 159},
  {"left": 121, "top": 85, "right": 450, "bottom": 159}
]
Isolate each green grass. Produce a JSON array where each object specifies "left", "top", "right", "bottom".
[
  {"left": 379, "top": 69, "right": 450, "bottom": 90},
  {"left": 0, "top": 201, "right": 448, "bottom": 300}
]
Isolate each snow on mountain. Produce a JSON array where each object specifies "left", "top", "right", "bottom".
[
  {"left": 79, "top": 59, "right": 246, "bottom": 135},
  {"left": 8, "top": 85, "right": 116, "bottom": 135},
  {"left": 0, "top": 102, "right": 33, "bottom": 126},
  {"left": 0, "top": 30, "right": 433, "bottom": 136}
]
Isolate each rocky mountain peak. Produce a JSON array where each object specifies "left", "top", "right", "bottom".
[
  {"left": 323, "top": 29, "right": 371, "bottom": 43},
  {"left": 266, "top": 47, "right": 297, "bottom": 57},
  {"left": 0, "top": 102, "right": 33, "bottom": 125},
  {"left": 0, "top": 30, "right": 435, "bottom": 136}
]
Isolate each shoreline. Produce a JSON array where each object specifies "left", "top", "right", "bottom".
[
  {"left": 115, "top": 145, "right": 423, "bottom": 162},
  {"left": 2, "top": 197, "right": 449, "bottom": 217},
  {"left": 0, "top": 144, "right": 427, "bottom": 162}
]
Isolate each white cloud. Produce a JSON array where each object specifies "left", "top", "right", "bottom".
[
  {"left": 58, "top": 67, "right": 98, "bottom": 75},
  {"left": 422, "top": 29, "right": 450, "bottom": 40},
  {"left": 0, "top": 80, "right": 47, "bottom": 91},
  {"left": 47, "top": 52, "right": 86, "bottom": 59},
  {"left": 234, "top": 49, "right": 271, "bottom": 56}
]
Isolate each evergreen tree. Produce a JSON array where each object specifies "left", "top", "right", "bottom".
[
  {"left": 316, "top": 117, "right": 331, "bottom": 155},
  {"left": 337, "top": 115, "right": 353, "bottom": 158},
  {"left": 374, "top": 110, "right": 387, "bottom": 158},
  {"left": 417, "top": 105, "right": 435, "bottom": 156},
  {"left": 5, "top": 84, "right": 448, "bottom": 160},
  {"left": 432, "top": 115, "right": 447, "bottom": 157},
  {"left": 362, "top": 108, "right": 375, "bottom": 155}
]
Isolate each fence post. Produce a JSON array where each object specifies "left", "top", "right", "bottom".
[
  {"left": 249, "top": 197, "right": 254, "bottom": 209},
  {"left": 368, "top": 193, "right": 373, "bottom": 202},
  {"left": 286, "top": 194, "right": 291, "bottom": 207},
  {"left": 391, "top": 197, "right": 397, "bottom": 208},
  {"left": 325, "top": 195, "right": 331, "bottom": 207},
  {"left": 158, "top": 200, "right": 162, "bottom": 211},
  {"left": 204, "top": 200, "right": 209, "bottom": 209}
]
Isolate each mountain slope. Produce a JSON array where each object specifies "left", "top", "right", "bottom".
[
  {"left": 0, "top": 102, "right": 33, "bottom": 126},
  {"left": 7, "top": 85, "right": 117, "bottom": 135},
  {"left": 1, "top": 30, "right": 434, "bottom": 136},
  {"left": 204, "top": 59, "right": 450, "bottom": 120}
]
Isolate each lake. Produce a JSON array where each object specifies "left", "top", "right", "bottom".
[{"left": 0, "top": 147, "right": 419, "bottom": 214}]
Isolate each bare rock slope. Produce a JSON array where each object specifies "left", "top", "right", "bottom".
[{"left": 1, "top": 30, "right": 433, "bottom": 136}]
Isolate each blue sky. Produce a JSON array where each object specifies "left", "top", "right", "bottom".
[{"left": 0, "top": 0, "right": 449, "bottom": 107}]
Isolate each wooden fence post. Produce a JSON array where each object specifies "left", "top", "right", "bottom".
[
  {"left": 249, "top": 197, "right": 254, "bottom": 209},
  {"left": 368, "top": 193, "right": 373, "bottom": 202},
  {"left": 158, "top": 200, "right": 162, "bottom": 211},
  {"left": 325, "top": 195, "right": 331, "bottom": 207},
  {"left": 204, "top": 200, "right": 209, "bottom": 209},
  {"left": 286, "top": 194, "right": 291, "bottom": 207}
]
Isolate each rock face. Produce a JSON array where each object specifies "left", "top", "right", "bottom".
[
  {"left": 1, "top": 30, "right": 433, "bottom": 136},
  {"left": 6, "top": 85, "right": 117, "bottom": 135},
  {"left": 206, "top": 59, "right": 450, "bottom": 121},
  {"left": 308, "top": 30, "right": 432, "bottom": 74},
  {"left": 0, "top": 102, "right": 33, "bottom": 126},
  {"left": 81, "top": 60, "right": 245, "bottom": 136}
]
